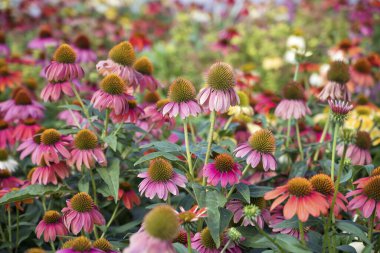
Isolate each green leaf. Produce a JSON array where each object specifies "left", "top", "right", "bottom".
[
  {"left": 336, "top": 245, "right": 357, "bottom": 253},
  {"left": 134, "top": 152, "right": 181, "bottom": 165},
  {"left": 336, "top": 220, "right": 370, "bottom": 245},
  {"left": 236, "top": 183, "right": 250, "bottom": 203},
  {"left": 274, "top": 234, "right": 312, "bottom": 253},
  {"left": 104, "top": 135, "right": 118, "bottom": 151},
  {"left": 219, "top": 207, "right": 233, "bottom": 233},
  {"left": 289, "top": 161, "right": 308, "bottom": 178},
  {"left": 109, "top": 219, "right": 141, "bottom": 234},
  {"left": 0, "top": 185, "right": 72, "bottom": 205},
  {"left": 78, "top": 174, "right": 90, "bottom": 193},
  {"left": 97, "top": 159, "right": 120, "bottom": 202},
  {"left": 173, "top": 243, "right": 197, "bottom": 253},
  {"left": 249, "top": 185, "right": 273, "bottom": 197},
  {"left": 58, "top": 104, "right": 82, "bottom": 111},
  {"left": 140, "top": 141, "right": 182, "bottom": 153}
]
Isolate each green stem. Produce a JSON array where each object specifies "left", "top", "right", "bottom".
[
  {"left": 294, "top": 63, "right": 300, "bottom": 81},
  {"left": 167, "top": 194, "right": 171, "bottom": 205},
  {"left": 295, "top": 121, "right": 304, "bottom": 160},
  {"left": 223, "top": 116, "right": 233, "bottom": 130},
  {"left": 89, "top": 169, "right": 98, "bottom": 205},
  {"left": 65, "top": 100, "right": 81, "bottom": 129},
  {"left": 226, "top": 164, "right": 250, "bottom": 199},
  {"left": 299, "top": 220, "right": 306, "bottom": 246},
  {"left": 101, "top": 201, "right": 120, "bottom": 238},
  {"left": 102, "top": 108, "right": 111, "bottom": 138},
  {"left": 285, "top": 118, "right": 292, "bottom": 148},
  {"left": 330, "top": 123, "right": 339, "bottom": 180},
  {"left": 189, "top": 121, "right": 197, "bottom": 143},
  {"left": 369, "top": 211, "right": 376, "bottom": 242},
  {"left": 70, "top": 82, "right": 95, "bottom": 130},
  {"left": 220, "top": 239, "right": 231, "bottom": 253},
  {"left": 0, "top": 224, "right": 5, "bottom": 242},
  {"left": 184, "top": 120, "right": 194, "bottom": 178},
  {"left": 7, "top": 208, "right": 11, "bottom": 246},
  {"left": 42, "top": 196, "right": 47, "bottom": 211},
  {"left": 252, "top": 220, "right": 285, "bottom": 253},
  {"left": 186, "top": 229, "right": 192, "bottom": 253},
  {"left": 15, "top": 209, "right": 19, "bottom": 248},
  {"left": 50, "top": 241, "right": 56, "bottom": 252},
  {"left": 314, "top": 118, "right": 330, "bottom": 162},
  {"left": 203, "top": 111, "right": 216, "bottom": 185}
]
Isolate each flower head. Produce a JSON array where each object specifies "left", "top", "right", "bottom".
[
  {"left": 93, "top": 238, "right": 117, "bottom": 253},
  {"left": 117, "top": 182, "right": 141, "bottom": 209},
  {"left": 31, "top": 161, "right": 70, "bottom": 185},
  {"left": 203, "top": 153, "right": 242, "bottom": 187},
  {"left": 57, "top": 236, "right": 102, "bottom": 253},
  {"left": 227, "top": 197, "right": 269, "bottom": 228},
  {"left": 36, "top": 210, "right": 68, "bottom": 242},
  {"left": 319, "top": 61, "right": 350, "bottom": 101},
  {"left": 338, "top": 130, "right": 372, "bottom": 165},
  {"left": 133, "top": 56, "right": 160, "bottom": 91},
  {"left": 328, "top": 100, "right": 353, "bottom": 124}
]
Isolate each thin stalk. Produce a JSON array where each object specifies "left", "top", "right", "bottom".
[
  {"left": 285, "top": 118, "right": 292, "bottom": 148},
  {"left": 202, "top": 111, "right": 216, "bottom": 185},
  {"left": 7, "top": 208, "right": 11, "bottom": 245},
  {"left": 314, "top": 118, "right": 330, "bottom": 161},
  {"left": 295, "top": 121, "right": 304, "bottom": 160},
  {"left": 330, "top": 123, "right": 339, "bottom": 180},
  {"left": 299, "top": 220, "right": 306, "bottom": 246},
  {"left": 70, "top": 82, "right": 95, "bottom": 130},
  {"left": 102, "top": 108, "right": 111, "bottom": 138},
  {"left": 223, "top": 116, "right": 233, "bottom": 130},
  {"left": 369, "top": 211, "right": 376, "bottom": 242},
  {"left": 15, "top": 209, "right": 19, "bottom": 248},
  {"left": 220, "top": 239, "right": 232, "bottom": 253},
  {"left": 252, "top": 220, "right": 285, "bottom": 253},
  {"left": 226, "top": 164, "right": 250, "bottom": 199},
  {"left": 167, "top": 194, "right": 171, "bottom": 205},
  {"left": 186, "top": 229, "right": 192, "bottom": 253},
  {"left": 189, "top": 121, "right": 197, "bottom": 143},
  {"left": 0, "top": 224, "right": 5, "bottom": 242},
  {"left": 50, "top": 241, "right": 56, "bottom": 252},
  {"left": 42, "top": 196, "right": 47, "bottom": 211},
  {"left": 101, "top": 201, "right": 120, "bottom": 238},
  {"left": 184, "top": 120, "right": 194, "bottom": 178},
  {"left": 65, "top": 100, "right": 81, "bottom": 129},
  {"left": 89, "top": 169, "right": 98, "bottom": 205},
  {"left": 293, "top": 63, "right": 300, "bottom": 81}
]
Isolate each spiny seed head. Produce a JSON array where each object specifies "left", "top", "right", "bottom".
[
  {"left": 156, "top": 99, "right": 170, "bottom": 109},
  {"left": 243, "top": 204, "right": 261, "bottom": 219},
  {"left": 74, "top": 129, "right": 98, "bottom": 150},
  {"left": 214, "top": 153, "right": 235, "bottom": 172},
  {"left": 144, "top": 205, "right": 179, "bottom": 241},
  {"left": 24, "top": 78, "right": 38, "bottom": 90},
  {"left": 207, "top": 62, "right": 236, "bottom": 90},
  {"left": 133, "top": 56, "right": 153, "bottom": 75},
  {"left": 237, "top": 91, "right": 249, "bottom": 107},
  {"left": 372, "top": 167, "right": 380, "bottom": 177},
  {"left": 38, "top": 25, "right": 52, "bottom": 38},
  {"left": 109, "top": 41, "right": 136, "bottom": 66},
  {"left": 41, "top": 129, "right": 61, "bottom": 145},
  {"left": 0, "top": 120, "right": 8, "bottom": 130},
  {"left": 93, "top": 238, "right": 113, "bottom": 252},
  {"left": 42, "top": 210, "right": 61, "bottom": 224},
  {"left": 248, "top": 129, "right": 276, "bottom": 153},
  {"left": 25, "top": 248, "right": 46, "bottom": 253},
  {"left": 251, "top": 197, "right": 266, "bottom": 210},
  {"left": 174, "top": 230, "right": 187, "bottom": 245},
  {"left": 148, "top": 158, "right": 173, "bottom": 182},
  {"left": 356, "top": 106, "right": 371, "bottom": 116},
  {"left": 0, "top": 149, "right": 8, "bottom": 161},
  {"left": 74, "top": 34, "right": 91, "bottom": 49},
  {"left": 71, "top": 236, "right": 92, "bottom": 252},
  {"left": 227, "top": 227, "right": 243, "bottom": 242},
  {"left": 200, "top": 227, "right": 217, "bottom": 249},
  {"left": 144, "top": 91, "right": 160, "bottom": 104},
  {"left": 128, "top": 100, "right": 137, "bottom": 109},
  {"left": 310, "top": 174, "right": 334, "bottom": 195},
  {"left": 354, "top": 58, "right": 372, "bottom": 74},
  {"left": 282, "top": 81, "right": 305, "bottom": 100},
  {"left": 119, "top": 182, "right": 132, "bottom": 191},
  {"left": 178, "top": 211, "right": 196, "bottom": 223},
  {"left": 53, "top": 44, "right": 76, "bottom": 64},
  {"left": 61, "top": 239, "right": 75, "bottom": 249},
  {"left": 23, "top": 118, "right": 37, "bottom": 126},
  {"left": 14, "top": 90, "right": 32, "bottom": 105},
  {"left": 33, "top": 128, "right": 45, "bottom": 144},
  {"left": 364, "top": 176, "right": 380, "bottom": 201},
  {"left": 168, "top": 78, "right": 196, "bottom": 103},
  {"left": 355, "top": 131, "right": 371, "bottom": 150},
  {"left": 338, "top": 39, "right": 351, "bottom": 51},
  {"left": 341, "top": 128, "right": 355, "bottom": 144},
  {"left": 327, "top": 61, "right": 350, "bottom": 84},
  {"left": 100, "top": 74, "right": 126, "bottom": 95},
  {"left": 70, "top": 192, "right": 94, "bottom": 212},
  {"left": 287, "top": 177, "right": 313, "bottom": 197},
  {"left": 0, "top": 66, "right": 9, "bottom": 76},
  {"left": 0, "top": 169, "right": 11, "bottom": 178}
]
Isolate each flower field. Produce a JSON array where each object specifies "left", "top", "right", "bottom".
[{"left": 0, "top": 1, "right": 380, "bottom": 252}]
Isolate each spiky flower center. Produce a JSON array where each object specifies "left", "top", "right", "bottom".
[
  {"left": 227, "top": 227, "right": 243, "bottom": 242},
  {"left": 93, "top": 238, "right": 113, "bottom": 252},
  {"left": 54, "top": 44, "right": 76, "bottom": 64},
  {"left": 0, "top": 149, "right": 8, "bottom": 161},
  {"left": 354, "top": 58, "right": 371, "bottom": 74},
  {"left": 200, "top": 228, "right": 217, "bottom": 249},
  {"left": 168, "top": 78, "right": 196, "bottom": 103},
  {"left": 243, "top": 204, "right": 261, "bottom": 219},
  {"left": 41, "top": 129, "right": 61, "bottom": 145},
  {"left": 355, "top": 131, "right": 371, "bottom": 150},
  {"left": 144, "top": 91, "right": 160, "bottom": 104},
  {"left": 207, "top": 62, "right": 235, "bottom": 90},
  {"left": 214, "top": 153, "right": 235, "bottom": 172},
  {"left": 174, "top": 230, "right": 187, "bottom": 245},
  {"left": 74, "top": 34, "right": 91, "bottom": 49},
  {"left": 364, "top": 176, "right": 380, "bottom": 201},
  {"left": 119, "top": 182, "right": 132, "bottom": 191},
  {"left": 327, "top": 61, "right": 350, "bottom": 84},
  {"left": 144, "top": 205, "right": 179, "bottom": 241},
  {"left": 128, "top": 100, "right": 137, "bottom": 109},
  {"left": 61, "top": 239, "right": 74, "bottom": 249},
  {"left": 14, "top": 90, "right": 32, "bottom": 105},
  {"left": 100, "top": 74, "right": 126, "bottom": 95},
  {"left": 0, "top": 66, "right": 9, "bottom": 76},
  {"left": 0, "top": 169, "right": 11, "bottom": 178},
  {"left": 251, "top": 197, "right": 266, "bottom": 210},
  {"left": 109, "top": 41, "right": 135, "bottom": 66},
  {"left": 371, "top": 167, "right": 380, "bottom": 177},
  {"left": 42, "top": 210, "right": 61, "bottom": 224},
  {"left": 237, "top": 91, "right": 249, "bottom": 107},
  {"left": 0, "top": 120, "right": 8, "bottom": 130},
  {"left": 70, "top": 192, "right": 94, "bottom": 212},
  {"left": 147, "top": 158, "right": 173, "bottom": 182},
  {"left": 310, "top": 174, "right": 334, "bottom": 195},
  {"left": 74, "top": 129, "right": 98, "bottom": 150},
  {"left": 282, "top": 82, "right": 305, "bottom": 100},
  {"left": 39, "top": 26, "right": 52, "bottom": 38},
  {"left": 71, "top": 236, "right": 92, "bottom": 252},
  {"left": 133, "top": 56, "right": 153, "bottom": 75},
  {"left": 248, "top": 129, "right": 276, "bottom": 153},
  {"left": 25, "top": 248, "right": 46, "bottom": 253},
  {"left": 338, "top": 39, "right": 351, "bottom": 51},
  {"left": 156, "top": 99, "right": 169, "bottom": 109},
  {"left": 33, "top": 128, "right": 45, "bottom": 144},
  {"left": 24, "top": 78, "right": 38, "bottom": 90},
  {"left": 178, "top": 211, "right": 196, "bottom": 223},
  {"left": 23, "top": 118, "right": 37, "bottom": 126},
  {"left": 356, "top": 106, "right": 371, "bottom": 116},
  {"left": 287, "top": 177, "right": 312, "bottom": 197}
]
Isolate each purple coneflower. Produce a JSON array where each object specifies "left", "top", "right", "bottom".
[
  {"left": 35, "top": 210, "right": 68, "bottom": 242},
  {"left": 31, "top": 161, "right": 70, "bottom": 185},
  {"left": 162, "top": 78, "right": 202, "bottom": 119},
  {"left": 133, "top": 56, "right": 161, "bottom": 91},
  {"left": 93, "top": 238, "right": 118, "bottom": 253},
  {"left": 57, "top": 236, "right": 103, "bottom": 253},
  {"left": 176, "top": 205, "right": 207, "bottom": 225},
  {"left": 72, "top": 34, "right": 97, "bottom": 63},
  {"left": 192, "top": 227, "right": 242, "bottom": 253},
  {"left": 203, "top": 153, "right": 241, "bottom": 187},
  {"left": 116, "top": 182, "right": 141, "bottom": 210},
  {"left": 17, "top": 128, "right": 45, "bottom": 160},
  {"left": 0, "top": 169, "right": 23, "bottom": 188},
  {"left": 13, "top": 118, "right": 41, "bottom": 142},
  {"left": 0, "top": 119, "right": 14, "bottom": 148},
  {"left": 110, "top": 100, "right": 144, "bottom": 123},
  {"left": 40, "top": 80, "right": 74, "bottom": 102},
  {"left": 337, "top": 130, "right": 372, "bottom": 165},
  {"left": 138, "top": 158, "right": 187, "bottom": 201},
  {"left": 328, "top": 99, "right": 353, "bottom": 124},
  {"left": 350, "top": 58, "right": 374, "bottom": 88},
  {"left": 28, "top": 25, "right": 58, "bottom": 50},
  {"left": 198, "top": 62, "right": 239, "bottom": 113}
]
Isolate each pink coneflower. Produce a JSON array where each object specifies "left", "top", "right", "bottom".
[
  {"left": 13, "top": 118, "right": 40, "bottom": 142},
  {"left": 61, "top": 192, "right": 105, "bottom": 235},
  {"left": 40, "top": 80, "right": 74, "bottom": 102},
  {"left": 318, "top": 61, "right": 351, "bottom": 101},
  {"left": 0, "top": 89, "right": 44, "bottom": 121},
  {"left": 141, "top": 99, "right": 175, "bottom": 129},
  {"left": 226, "top": 198, "right": 269, "bottom": 228},
  {"left": 35, "top": 210, "right": 68, "bottom": 242},
  {"left": 192, "top": 227, "right": 242, "bottom": 253},
  {"left": 350, "top": 58, "right": 374, "bottom": 88},
  {"left": 234, "top": 129, "right": 277, "bottom": 171},
  {"left": 203, "top": 153, "right": 242, "bottom": 187},
  {"left": 0, "top": 149, "right": 17, "bottom": 171},
  {"left": 72, "top": 34, "right": 97, "bottom": 63},
  {"left": 244, "top": 162, "right": 277, "bottom": 184},
  {"left": 328, "top": 99, "right": 354, "bottom": 124},
  {"left": 198, "top": 62, "right": 240, "bottom": 113},
  {"left": 0, "top": 119, "right": 14, "bottom": 148},
  {"left": 123, "top": 205, "right": 179, "bottom": 253},
  {"left": 17, "top": 128, "right": 45, "bottom": 160},
  {"left": 275, "top": 81, "right": 311, "bottom": 120},
  {"left": 211, "top": 28, "right": 239, "bottom": 55},
  {"left": 138, "top": 158, "right": 187, "bottom": 201},
  {"left": 28, "top": 25, "right": 58, "bottom": 50},
  {"left": 176, "top": 205, "right": 207, "bottom": 225},
  {"left": 133, "top": 56, "right": 161, "bottom": 91},
  {"left": 44, "top": 44, "right": 84, "bottom": 82},
  {"left": 0, "top": 64, "right": 21, "bottom": 92},
  {"left": 337, "top": 130, "right": 372, "bottom": 165},
  {"left": 0, "top": 169, "right": 23, "bottom": 188},
  {"left": 264, "top": 177, "right": 329, "bottom": 222},
  {"left": 116, "top": 182, "right": 141, "bottom": 209},
  {"left": 110, "top": 100, "right": 144, "bottom": 123},
  {"left": 31, "top": 161, "right": 70, "bottom": 185},
  {"left": 68, "top": 129, "right": 106, "bottom": 170},
  {"left": 162, "top": 78, "right": 202, "bottom": 119},
  {"left": 91, "top": 74, "right": 134, "bottom": 115},
  {"left": 57, "top": 236, "right": 103, "bottom": 253},
  {"left": 347, "top": 175, "right": 380, "bottom": 219},
  {"left": 58, "top": 101, "right": 86, "bottom": 126},
  {"left": 93, "top": 238, "right": 118, "bottom": 253},
  {"left": 354, "top": 167, "right": 380, "bottom": 189},
  {"left": 96, "top": 41, "right": 142, "bottom": 89},
  {"left": 34, "top": 128, "right": 71, "bottom": 165},
  {"left": 310, "top": 174, "right": 347, "bottom": 216}
]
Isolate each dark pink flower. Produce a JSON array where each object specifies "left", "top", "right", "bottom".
[
  {"left": 133, "top": 56, "right": 161, "bottom": 91},
  {"left": 40, "top": 80, "right": 74, "bottom": 102},
  {"left": 203, "top": 153, "right": 241, "bottom": 187},
  {"left": 35, "top": 210, "right": 68, "bottom": 242},
  {"left": 110, "top": 100, "right": 144, "bottom": 123},
  {"left": 0, "top": 119, "right": 14, "bottom": 148},
  {"left": 31, "top": 161, "right": 70, "bottom": 185},
  {"left": 116, "top": 182, "right": 141, "bottom": 210},
  {"left": 226, "top": 198, "right": 269, "bottom": 228},
  {"left": 72, "top": 34, "right": 97, "bottom": 64},
  {"left": 0, "top": 169, "right": 23, "bottom": 188},
  {"left": 13, "top": 118, "right": 41, "bottom": 142},
  {"left": 337, "top": 131, "right": 372, "bottom": 165}
]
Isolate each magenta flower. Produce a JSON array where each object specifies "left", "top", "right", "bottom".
[
  {"left": 58, "top": 107, "right": 86, "bottom": 127},
  {"left": 31, "top": 161, "right": 70, "bottom": 185},
  {"left": 68, "top": 129, "right": 107, "bottom": 170},
  {"left": 72, "top": 34, "right": 97, "bottom": 63},
  {"left": 138, "top": 158, "right": 187, "bottom": 201},
  {"left": 0, "top": 169, "right": 23, "bottom": 188},
  {"left": 40, "top": 80, "right": 74, "bottom": 102},
  {"left": 35, "top": 210, "right": 68, "bottom": 242},
  {"left": 350, "top": 58, "right": 374, "bottom": 88},
  {"left": 44, "top": 44, "right": 84, "bottom": 82},
  {"left": 61, "top": 192, "right": 105, "bottom": 235},
  {"left": 116, "top": 182, "right": 141, "bottom": 210},
  {"left": 13, "top": 118, "right": 41, "bottom": 142},
  {"left": 57, "top": 236, "right": 103, "bottom": 253},
  {"left": 162, "top": 78, "right": 202, "bottom": 119},
  {"left": 337, "top": 130, "right": 372, "bottom": 165},
  {"left": 28, "top": 25, "right": 58, "bottom": 50},
  {"left": 234, "top": 129, "right": 277, "bottom": 171},
  {"left": 203, "top": 153, "right": 241, "bottom": 187},
  {"left": 0, "top": 119, "right": 14, "bottom": 148},
  {"left": 198, "top": 62, "right": 239, "bottom": 113},
  {"left": 192, "top": 227, "right": 242, "bottom": 253},
  {"left": 91, "top": 74, "right": 134, "bottom": 115},
  {"left": 141, "top": 99, "right": 175, "bottom": 129},
  {"left": 226, "top": 198, "right": 270, "bottom": 228},
  {"left": 133, "top": 56, "right": 161, "bottom": 91},
  {"left": 110, "top": 100, "right": 144, "bottom": 123},
  {"left": 17, "top": 128, "right": 45, "bottom": 161}
]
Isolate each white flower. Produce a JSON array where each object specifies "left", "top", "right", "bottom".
[
  {"left": 0, "top": 157, "right": 18, "bottom": 172},
  {"left": 286, "top": 35, "right": 306, "bottom": 52}
]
